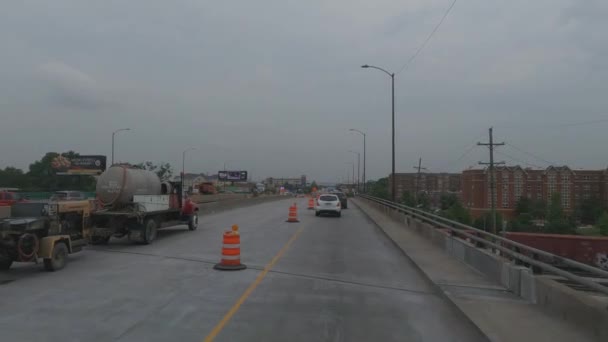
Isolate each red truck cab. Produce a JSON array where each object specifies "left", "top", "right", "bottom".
[{"left": 0, "top": 192, "right": 24, "bottom": 206}]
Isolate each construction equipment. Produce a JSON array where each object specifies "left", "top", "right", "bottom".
[
  {"left": 0, "top": 200, "right": 91, "bottom": 271},
  {"left": 90, "top": 165, "right": 198, "bottom": 245},
  {"left": 199, "top": 182, "right": 218, "bottom": 195}
]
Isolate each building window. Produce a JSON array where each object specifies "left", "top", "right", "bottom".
[
  {"left": 562, "top": 182, "right": 570, "bottom": 208},
  {"left": 561, "top": 174, "right": 569, "bottom": 182},
  {"left": 537, "top": 192, "right": 542, "bottom": 199},
  {"left": 548, "top": 173, "right": 557, "bottom": 195},
  {"left": 584, "top": 184, "right": 590, "bottom": 191},
  {"left": 583, "top": 175, "right": 589, "bottom": 181},
  {"left": 527, "top": 185, "right": 531, "bottom": 192}
]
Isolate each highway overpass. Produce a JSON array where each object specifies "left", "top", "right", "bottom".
[{"left": 0, "top": 196, "right": 605, "bottom": 341}]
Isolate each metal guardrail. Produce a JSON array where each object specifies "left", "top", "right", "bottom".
[{"left": 358, "top": 194, "right": 608, "bottom": 296}]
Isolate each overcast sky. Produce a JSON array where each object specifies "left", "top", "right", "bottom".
[{"left": 1, "top": 0, "right": 607, "bottom": 183}]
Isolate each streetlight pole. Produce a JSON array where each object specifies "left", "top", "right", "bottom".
[
  {"left": 182, "top": 147, "right": 196, "bottom": 198},
  {"left": 111, "top": 128, "right": 131, "bottom": 165},
  {"left": 349, "top": 150, "right": 360, "bottom": 192},
  {"left": 345, "top": 162, "right": 355, "bottom": 190},
  {"left": 361, "top": 64, "right": 395, "bottom": 201},
  {"left": 349, "top": 129, "right": 366, "bottom": 192}
]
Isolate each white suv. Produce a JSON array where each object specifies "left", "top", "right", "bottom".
[{"left": 315, "top": 194, "right": 342, "bottom": 217}]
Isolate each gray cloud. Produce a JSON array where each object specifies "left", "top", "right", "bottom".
[
  {"left": 1, "top": 0, "right": 608, "bottom": 182},
  {"left": 37, "top": 61, "right": 115, "bottom": 110}
]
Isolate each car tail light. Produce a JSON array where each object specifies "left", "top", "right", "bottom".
[{"left": 337, "top": 202, "right": 341, "bottom": 207}]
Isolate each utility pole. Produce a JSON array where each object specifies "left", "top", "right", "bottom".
[
  {"left": 413, "top": 157, "right": 427, "bottom": 203},
  {"left": 478, "top": 127, "right": 505, "bottom": 235}
]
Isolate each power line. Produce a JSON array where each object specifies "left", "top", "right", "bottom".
[
  {"left": 396, "top": 0, "right": 458, "bottom": 74},
  {"left": 496, "top": 118, "right": 608, "bottom": 130},
  {"left": 495, "top": 150, "right": 543, "bottom": 169},
  {"left": 504, "top": 142, "right": 556, "bottom": 166},
  {"left": 434, "top": 131, "right": 486, "bottom": 171}
]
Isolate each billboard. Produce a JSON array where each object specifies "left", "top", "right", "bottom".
[
  {"left": 52, "top": 155, "right": 107, "bottom": 175},
  {"left": 218, "top": 170, "right": 248, "bottom": 181}
]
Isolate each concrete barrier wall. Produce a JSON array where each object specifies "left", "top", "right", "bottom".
[
  {"left": 534, "top": 276, "right": 608, "bottom": 341},
  {"left": 196, "top": 195, "right": 285, "bottom": 215},
  {"left": 359, "top": 197, "right": 608, "bottom": 339},
  {"left": 191, "top": 193, "right": 250, "bottom": 204}
]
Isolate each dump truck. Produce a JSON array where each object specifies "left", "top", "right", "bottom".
[
  {"left": 199, "top": 182, "right": 217, "bottom": 195},
  {"left": 90, "top": 165, "right": 198, "bottom": 245},
  {"left": 0, "top": 200, "right": 91, "bottom": 271}
]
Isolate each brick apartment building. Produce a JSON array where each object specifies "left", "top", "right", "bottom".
[
  {"left": 462, "top": 166, "right": 606, "bottom": 219},
  {"left": 389, "top": 173, "right": 461, "bottom": 201}
]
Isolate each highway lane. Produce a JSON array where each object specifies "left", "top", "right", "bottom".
[{"left": 0, "top": 197, "right": 487, "bottom": 342}]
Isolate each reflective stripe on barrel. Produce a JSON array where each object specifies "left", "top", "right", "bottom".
[{"left": 221, "top": 231, "right": 241, "bottom": 264}]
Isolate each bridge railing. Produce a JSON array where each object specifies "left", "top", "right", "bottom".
[{"left": 358, "top": 194, "right": 608, "bottom": 296}]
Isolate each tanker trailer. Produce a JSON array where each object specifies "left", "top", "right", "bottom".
[{"left": 90, "top": 165, "right": 198, "bottom": 245}]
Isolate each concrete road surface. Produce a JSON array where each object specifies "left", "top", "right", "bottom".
[{"left": 0, "top": 198, "right": 487, "bottom": 342}]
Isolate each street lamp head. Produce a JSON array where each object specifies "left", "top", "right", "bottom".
[{"left": 361, "top": 64, "right": 370, "bottom": 68}]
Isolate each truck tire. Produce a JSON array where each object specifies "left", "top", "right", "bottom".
[
  {"left": 142, "top": 219, "right": 158, "bottom": 245},
  {"left": 43, "top": 242, "right": 68, "bottom": 272},
  {"left": 188, "top": 215, "right": 198, "bottom": 231},
  {"left": 0, "top": 249, "right": 13, "bottom": 270}
]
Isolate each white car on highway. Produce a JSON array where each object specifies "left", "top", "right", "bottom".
[{"left": 315, "top": 194, "right": 342, "bottom": 217}]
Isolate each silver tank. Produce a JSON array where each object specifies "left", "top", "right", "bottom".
[{"left": 96, "top": 166, "right": 161, "bottom": 207}]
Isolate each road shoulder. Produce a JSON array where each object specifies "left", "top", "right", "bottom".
[{"left": 352, "top": 198, "right": 597, "bottom": 342}]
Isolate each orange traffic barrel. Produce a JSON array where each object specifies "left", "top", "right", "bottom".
[
  {"left": 214, "top": 225, "right": 247, "bottom": 271},
  {"left": 286, "top": 203, "right": 299, "bottom": 223},
  {"left": 307, "top": 198, "right": 315, "bottom": 210}
]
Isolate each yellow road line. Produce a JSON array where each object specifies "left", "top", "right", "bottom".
[{"left": 203, "top": 226, "right": 305, "bottom": 342}]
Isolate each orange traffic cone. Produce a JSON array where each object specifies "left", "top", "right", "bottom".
[
  {"left": 286, "top": 203, "right": 299, "bottom": 223},
  {"left": 214, "top": 225, "right": 247, "bottom": 271},
  {"left": 308, "top": 198, "right": 315, "bottom": 210}
]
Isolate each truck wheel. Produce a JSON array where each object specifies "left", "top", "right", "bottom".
[
  {"left": 188, "top": 215, "right": 198, "bottom": 231},
  {"left": 43, "top": 242, "right": 68, "bottom": 272},
  {"left": 90, "top": 236, "right": 111, "bottom": 245},
  {"left": 0, "top": 250, "right": 13, "bottom": 270},
  {"left": 142, "top": 219, "right": 158, "bottom": 245}
]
